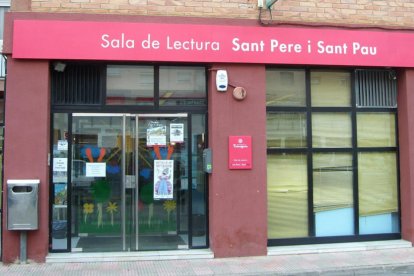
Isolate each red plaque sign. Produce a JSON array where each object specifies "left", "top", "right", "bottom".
[{"left": 228, "top": 136, "right": 252, "bottom": 170}]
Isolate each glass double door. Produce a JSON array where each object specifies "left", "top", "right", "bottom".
[{"left": 71, "top": 113, "right": 190, "bottom": 252}]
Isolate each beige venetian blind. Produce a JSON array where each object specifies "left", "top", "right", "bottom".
[
  {"left": 313, "top": 153, "right": 353, "bottom": 213},
  {"left": 358, "top": 152, "right": 398, "bottom": 216},
  {"left": 267, "top": 154, "right": 308, "bottom": 239}
]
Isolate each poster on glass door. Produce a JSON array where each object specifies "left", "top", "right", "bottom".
[
  {"left": 170, "top": 123, "right": 184, "bottom": 143},
  {"left": 154, "top": 160, "right": 174, "bottom": 199},
  {"left": 53, "top": 157, "right": 68, "bottom": 183},
  {"left": 147, "top": 121, "right": 167, "bottom": 146}
]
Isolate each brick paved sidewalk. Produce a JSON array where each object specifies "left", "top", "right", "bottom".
[{"left": 1, "top": 246, "right": 414, "bottom": 275}]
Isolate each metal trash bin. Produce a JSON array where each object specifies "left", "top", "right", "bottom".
[{"left": 7, "top": 179, "right": 40, "bottom": 231}]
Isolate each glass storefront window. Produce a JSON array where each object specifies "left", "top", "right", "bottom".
[
  {"left": 357, "top": 113, "right": 396, "bottom": 147},
  {"left": 312, "top": 113, "right": 352, "bottom": 148},
  {"left": 358, "top": 152, "right": 399, "bottom": 234},
  {"left": 267, "top": 68, "right": 399, "bottom": 243},
  {"left": 159, "top": 66, "right": 206, "bottom": 106},
  {"left": 311, "top": 71, "right": 351, "bottom": 107},
  {"left": 106, "top": 65, "right": 154, "bottom": 106},
  {"left": 267, "top": 113, "right": 307, "bottom": 148},
  {"left": 51, "top": 113, "right": 69, "bottom": 250},
  {"left": 51, "top": 64, "right": 208, "bottom": 253},
  {"left": 191, "top": 114, "right": 207, "bottom": 247},
  {"left": 0, "top": 98, "right": 4, "bottom": 124},
  {"left": 266, "top": 69, "right": 306, "bottom": 107},
  {"left": 313, "top": 153, "right": 354, "bottom": 236},
  {"left": 0, "top": 127, "right": 3, "bottom": 219},
  {"left": 267, "top": 153, "right": 308, "bottom": 239}
]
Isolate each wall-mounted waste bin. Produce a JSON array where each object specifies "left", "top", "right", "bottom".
[{"left": 7, "top": 179, "right": 40, "bottom": 230}]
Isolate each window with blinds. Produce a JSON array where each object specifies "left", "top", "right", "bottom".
[
  {"left": 51, "top": 63, "right": 102, "bottom": 105},
  {"left": 355, "top": 69, "right": 397, "bottom": 108},
  {"left": 266, "top": 68, "right": 399, "bottom": 243}
]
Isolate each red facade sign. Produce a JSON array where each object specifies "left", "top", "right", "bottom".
[
  {"left": 229, "top": 136, "right": 252, "bottom": 170},
  {"left": 11, "top": 20, "right": 414, "bottom": 67}
]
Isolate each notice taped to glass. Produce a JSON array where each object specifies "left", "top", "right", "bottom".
[
  {"left": 147, "top": 121, "right": 167, "bottom": 146},
  {"left": 170, "top": 123, "right": 184, "bottom": 143},
  {"left": 154, "top": 160, "right": 174, "bottom": 199}
]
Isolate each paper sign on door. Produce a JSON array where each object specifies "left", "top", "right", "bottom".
[
  {"left": 170, "top": 123, "right": 184, "bottom": 143},
  {"left": 147, "top": 121, "right": 167, "bottom": 146},
  {"left": 153, "top": 160, "right": 174, "bottom": 199},
  {"left": 86, "top": 162, "right": 106, "bottom": 177}
]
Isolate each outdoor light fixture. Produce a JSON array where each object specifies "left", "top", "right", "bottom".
[
  {"left": 258, "top": 0, "right": 281, "bottom": 25},
  {"left": 266, "top": 0, "right": 279, "bottom": 9},
  {"left": 258, "top": 0, "right": 279, "bottom": 9},
  {"left": 53, "top": 62, "right": 66, "bottom": 72}
]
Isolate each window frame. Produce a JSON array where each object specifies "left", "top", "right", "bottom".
[
  {"left": 49, "top": 63, "right": 209, "bottom": 252},
  {"left": 266, "top": 67, "right": 400, "bottom": 246},
  {"left": 51, "top": 62, "right": 208, "bottom": 113}
]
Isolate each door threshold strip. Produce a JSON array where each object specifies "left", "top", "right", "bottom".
[{"left": 46, "top": 249, "right": 214, "bottom": 263}]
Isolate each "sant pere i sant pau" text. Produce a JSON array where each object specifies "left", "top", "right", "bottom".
[{"left": 101, "top": 33, "right": 377, "bottom": 56}]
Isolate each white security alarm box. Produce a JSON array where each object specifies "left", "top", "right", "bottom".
[{"left": 216, "top": 70, "right": 228, "bottom": 92}]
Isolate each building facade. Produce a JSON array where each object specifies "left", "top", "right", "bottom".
[{"left": 2, "top": 0, "right": 414, "bottom": 263}]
